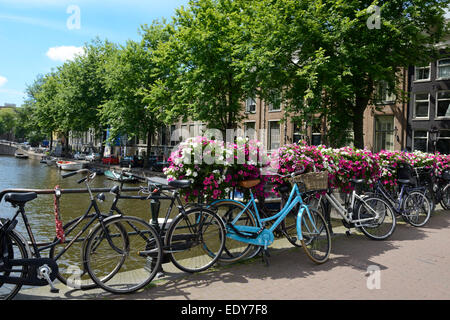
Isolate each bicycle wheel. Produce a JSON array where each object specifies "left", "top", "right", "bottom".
[
  {"left": 299, "top": 208, "right": 331, "bottom": 264},
  {"left": 440, "top": 184, "right": 450, "bottom": 210},
  {"left": 49, "top": 214, "right": 106, "bottom": 290},
  {"left": 85, "top": 216, "right": 162, "bottom": 294},
  {"left": 211, "top": 201, "right": 260, "bottom": 263},
  {"left": 166, "top": 208, "right": 225, "bottom": 273},
  {"left": 423, "top": 187, "right": 436, "bottom": 214},
  {"left": 357, "top": 196, "right": 396, "bottom": 240},
  {"left": 0, "top": 230, "right": 29, "bottom": 300},
  {"left": 403, "top": 191, "right": 432, "bottom": 227}
]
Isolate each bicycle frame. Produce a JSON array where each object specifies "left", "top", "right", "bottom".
[
  {"left": 322, "top": 189, "right": 381, "bottom": 225},
  {"left": 217, "top": 183, "right": 318, "bottom": 247}
]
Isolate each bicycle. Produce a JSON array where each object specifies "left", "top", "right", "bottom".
[
  {"left": 314, "top": 177, "right": 396, "bottom": 240},
  {"left": 119, "top": 171, "right": 227, "bottom": 274},
  {"left": 366, "top": 165, "right": 432, "bottom": 227},
  {"left": 210, "top": 170, "right": 332, "bottom": 265},
  {"left": 412, "top": 166, "right": 450, "bottom": 212},
  {"left": 58, "top": 169, "right": 164, "bottom": 295}
]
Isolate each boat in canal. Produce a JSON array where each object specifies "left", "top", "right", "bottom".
[
  {"left": 104, "top": 170, "right": 137, "bottom": 182},
  {"left": 14, "top": 152, "right": 29, "bottom": 159},
  {"left": 57, "top": 160, "right": 86, "bottom": 171}
]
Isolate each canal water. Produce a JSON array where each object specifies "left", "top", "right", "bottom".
[{"left": 0, "top": 155, "right": 171, "bottom": 244}]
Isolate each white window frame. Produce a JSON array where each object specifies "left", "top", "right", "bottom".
[
  {"left": 414, "top": 64, "right": 431, "bottom": 82},
  {"left": 437, "top": 130, "right": 450, "bottom": 154},
  {"left": 375, "top": 81, "right": 396, "bottom": 105},
  {"left": 267, "top": 120, "right": 281, "bottom": 151},
  {"left": 412, "top": 130, "right": 429, "bottom": 153},
  {"left": 245, "top": 97, "right": 256, "bottom": 113},
  {"left": 267, "top": 92, "right": 282, "bottom": 112},
  {"left": 243, "top": 121, "right": 256, "bottom": 140},
  {"left": 374, "top": 115, "right": 395, "bottom": 152},
  {"left": 412, "top": 92, "right": 430, "bottom": 120},
  {"left": 436, "top": 90, "right": 450, "bottom": 119},
  {"left": 437, "top": 58, "right": 450, "bottom": 80}
]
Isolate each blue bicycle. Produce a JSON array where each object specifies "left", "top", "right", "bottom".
[{"left": 210, "top": 171, "right": 332, "bottom": 264}]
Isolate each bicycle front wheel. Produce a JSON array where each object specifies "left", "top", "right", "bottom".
[
  {"left": 357, "top": 196, "right": 396, "bottom": 240},
  {"left": 166, "top": 208, "right": 225, "bottom": 273},
  {"left": 299, "top": 208, "right": 331, "bottom": 264},
  {"left": 85, "top": 216, "right": 163, "bottom": 294},
  {"left": 403, "top": 191, "right": 432, "bottom": 227},
  {"left": 211, "top": 201, "right": 260, "bottom": 263}
]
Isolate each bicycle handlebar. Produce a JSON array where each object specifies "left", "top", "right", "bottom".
[{"left": 61, "top": 169, "right": 96, "bottom": 184}]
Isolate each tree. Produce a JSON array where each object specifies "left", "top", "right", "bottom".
[
  {"left": 148, "top": 0, "right": 255, "bottom": 133},
  {"left": 239, "top": 0, "right": 450, "bottom": 148},
  {"left": 100, "top": 22, "right": 170, "bottom": 166}
]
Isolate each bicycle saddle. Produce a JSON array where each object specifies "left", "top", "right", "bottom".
[
  {"left": 350, "top": 178, "right": 365, "bottom": 185},
  {"left": 4, "top": 192, "right": 37, "bottom": 204},
  {"left": 397, "top": 179, "right": 411, "bottom": 185},
  {"left": 168, "top": 180, "right": 191, "bottom": 189},
  {"left": 238, "top": 179, "right": 261, "bottom": 189}
]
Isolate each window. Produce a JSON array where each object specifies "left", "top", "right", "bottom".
[
  {"left": 437, "top": 58, "right": 450, "bottom": 79},
  {"left": 245, "top": 97, "right": 256, "bottom": 113},
  {"left": 412, "top": 130, "right": 428, "bottom": 152},
  {"left": 244, "top": 122, "right": 256, "bottom": 140},
  {"left": 436, "top": 91, "right": 450, "bottom": 118},
  {"left": 374, "top": 116, "right": 394, "bottom": 152},
  {"left": 437, "top": 130, "right": 450, "bottom": 154},
  {"left": 267, "top": 91, "right": 282, "bottom": 112},
  {"left": 268, "top": 121, "right": 280, "bottom": 151},
  {"left": 413, "top": 93, "right": 430, "bottom": 119},
  {"left": 170, "top": 125, "right": 177, "bottom": 146},
  {"left": 293, "top": 123, "right": 303, "bottom": 144},
  {"left": 311, "top": 122, "right": 322, "bottom": 146},
  {"left": 414, "top": 65, "right": 431, "bottom": 81},
  {"left": 375, "top": 81, "right": 396, "bottom": 104}
]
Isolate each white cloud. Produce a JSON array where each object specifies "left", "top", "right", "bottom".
[
  {"left": 46, "top": 46, "right": 85, "bottom": 62},
  {"left": 0, "top": 75, "right": 7, "bottom": 87}
]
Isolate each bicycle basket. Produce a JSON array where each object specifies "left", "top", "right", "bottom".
[
  {"left": 291, "top": 171, "right": 328, "bottom": 192},
  {"left": 396, "top": 163, "right": 413, "bottom": 180}
]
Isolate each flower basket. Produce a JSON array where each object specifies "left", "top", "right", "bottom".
[{"left": 291, "top": 171, "right": 328, "bottom": 192}]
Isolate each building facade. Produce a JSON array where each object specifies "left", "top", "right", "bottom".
[{"left": 406, "top": 55, "right": 450, "bottom": 154}]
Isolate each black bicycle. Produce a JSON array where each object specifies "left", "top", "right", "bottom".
[
  {"left": 0, "top": 169, "right": 163, "bottom": 299},
  {"left": 366, "top": 164, "right": 432, "bottom": 227},
  {"left": 412, "top": 167, "right": 450, "bottom": 212},
  {"left": 118, "top": 171, "right": 227, "bottom": 274}
]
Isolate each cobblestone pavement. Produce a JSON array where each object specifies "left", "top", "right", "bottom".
[{"left": 17, "top": 210, "right": 450, "bottom": 300}]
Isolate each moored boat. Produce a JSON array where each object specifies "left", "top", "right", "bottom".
[
  {"left": 57, "top": 160, "right": 85, "bottom": 171},
  {"left": 104, "top": 170, "right": 137, "bottom": 182},
  {"left": 14, "top": 152, "right": 29, "bottom": 159}
]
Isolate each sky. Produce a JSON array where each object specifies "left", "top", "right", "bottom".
[{"left": 0, "top": 0, "right": 189, "bottom": 107}]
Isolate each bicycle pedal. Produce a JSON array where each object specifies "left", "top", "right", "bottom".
[{"left": 346, "top": 230, "right": 351, "bottom": 237}]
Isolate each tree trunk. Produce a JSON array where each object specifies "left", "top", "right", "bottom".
[{"left": 352, "top": 97, "right": 369, "bottom": 149}]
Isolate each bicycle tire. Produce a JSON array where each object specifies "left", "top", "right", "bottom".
[
  {"left": 48, "top": 214, "right": 107, "bottom": 290},
  {"left": 166, "top": 208, "right": 225, "bottom": 273},
  {"left": 423, "top": 186, "right": 436, "bottom": 214},
  {"left": 283, "top": 193, "right": 328, "bottom": 247},
  {"left": 85, "top": 216, "right": 162, "bottom": 294},
  {"left": 403, "top": 191, "right": 432, "bottom": 227},
  {"left": 357, "top": 196, "right": 396, "bottom": 240},
  {"left": 210, "top": 200, "right": 260, "bottom": 263},
  {"left": 440, "top": 183, "right": 450, "bottom": 210},
  {"left": 299, "top": 208, "right": 331, "bottom": 264},
  {"left": 0, "top": 229, "right": 29, "bottom": 300}
]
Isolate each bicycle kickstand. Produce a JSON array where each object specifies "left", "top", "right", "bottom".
[{"left": 261, "top": 247, "right": 270, "bottom": 267}]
